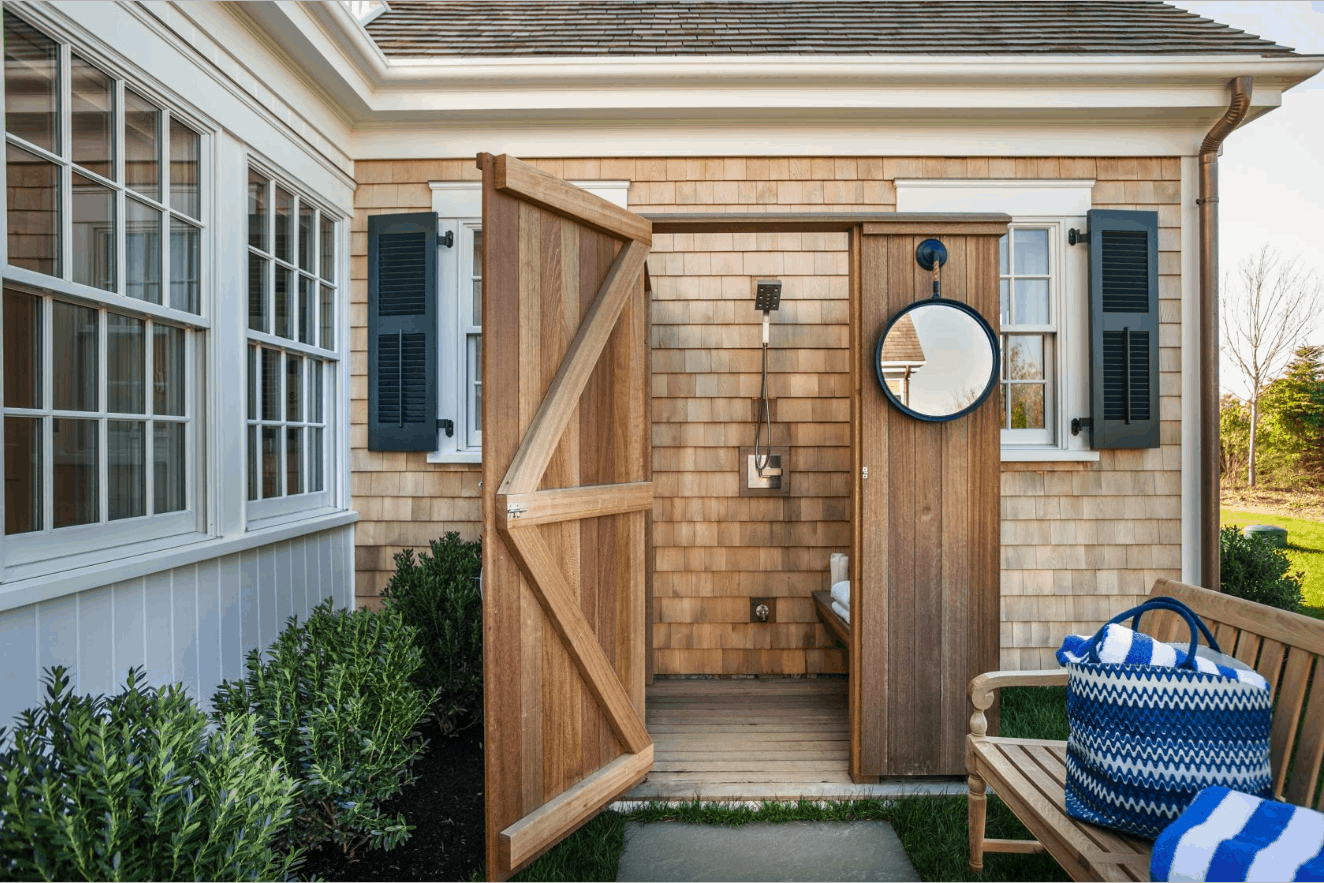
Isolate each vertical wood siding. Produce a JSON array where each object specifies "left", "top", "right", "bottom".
[
  {"left": 351, "top": 156, "right": 1182, "bottom": 673},
  {"left": 0, "top": 526, "right": 354, "bottom": 728}
]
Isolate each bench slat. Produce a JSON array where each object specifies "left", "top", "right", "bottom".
[
  {"left": 1287, "top": 657, "right": 1324, "bottom": 807},
  {"left": 1272, "top": 648, "right": 1314, "bottom": 800}
]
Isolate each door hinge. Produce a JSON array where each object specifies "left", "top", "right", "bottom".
[{"left": 506, "top": 503, "right": 526, "bottom": 520}]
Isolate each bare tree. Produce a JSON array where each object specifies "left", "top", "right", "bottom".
[{"left": 1221, "top": 245, "right": 1324, "bottom": 486}]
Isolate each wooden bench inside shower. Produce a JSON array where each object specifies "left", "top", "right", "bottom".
[{"left": 966, "top": 577, "right": 1324, "bottom": 881}]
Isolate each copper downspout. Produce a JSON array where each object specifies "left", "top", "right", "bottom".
[{"left": 1198, "top": 76, "right": 1253, "bottom": 591}]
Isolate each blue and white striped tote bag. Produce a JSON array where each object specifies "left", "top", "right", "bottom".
[{"left": 1059, "top": 597, "right": 1272, "bottom": 840}]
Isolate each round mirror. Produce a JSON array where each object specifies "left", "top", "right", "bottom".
[{"left": 874, "top": 299, "right": 999, "bottom": 421}]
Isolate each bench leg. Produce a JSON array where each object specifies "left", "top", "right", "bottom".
[{"left": 968, "top": 773, "right": 988, "bottom": 872}]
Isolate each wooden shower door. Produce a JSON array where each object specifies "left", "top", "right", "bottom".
[{"left": 479, "top": 154, "right": 653, "bottom": 880}]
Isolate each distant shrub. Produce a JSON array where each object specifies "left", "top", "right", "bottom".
[
  {"left": 212, "top": 599, "right": 430, "bottom": 857},
  {"left": 1220, "top": 524, "right": 1305, "bottom": 613},
  {"left": 382, "top": 533, "right": 483, "bottom": 734},
  {"left": 0, "top": 667, "right": 300, "bottom": 882}
]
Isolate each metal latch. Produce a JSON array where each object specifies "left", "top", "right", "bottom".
[
  {"left": 506, "top": 504, "right": 526, "bottom": 520},
  {"left": 862, "top": 466, "right": 869, "bottom": 480}
]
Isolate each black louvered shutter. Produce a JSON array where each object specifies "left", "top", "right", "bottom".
[
  {"left": 1087, "top": 209, "right": 1160, "bottom": 449},
  {"left": 368, "top": 213, "right": 438, "bottom": 451}
]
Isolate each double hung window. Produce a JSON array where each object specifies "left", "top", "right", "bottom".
[
  {"left": 246, "top": 167, "right": 338, "bottom": 520},
  {"left": 2, "top": 11, "right": 205, "bottom": 574},
  {"left": 999, "top": 226, "right": 1055, "bottom": 445}
]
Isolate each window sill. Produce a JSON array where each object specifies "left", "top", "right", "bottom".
[
  {"left": 1000, "top": 447, "right": 1100, "bottom": 463},
  {"left": 427, "top": 450, "right": 481, "bottom": 465},
  {"left": 0, "top": 510, "right": 359, "bottom": 614}
]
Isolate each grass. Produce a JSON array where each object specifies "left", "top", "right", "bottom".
[
  {"left": 486, "top": 685, "right": 1071, "bottom": 882},
  {"left": 1221, "top": 508, "right": 1324, "bottom": 611}
]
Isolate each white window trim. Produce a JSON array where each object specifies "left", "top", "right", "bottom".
[
  {"left": 0, "top": 12, "right": 217, "bottom": 581},
  {"left": 896, "top": 179, "right": 1100, "bottom": 463},
  {"left": 427, "top": 180, "right": 631, "bottom": 464}
]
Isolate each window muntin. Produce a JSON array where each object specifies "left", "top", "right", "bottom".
[
  {"left": 245, "top": 166, "right": 337, "bottom": 516},
  {"left": 999, "top": 224, "right": 1056, "bottom": 445},
  {"left": 1, "top": 12, "right": 205, "bottom": 571}
]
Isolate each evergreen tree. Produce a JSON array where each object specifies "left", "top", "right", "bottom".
[{"left": 1260, "top": 344, "right": 1324, "bottom": 485}]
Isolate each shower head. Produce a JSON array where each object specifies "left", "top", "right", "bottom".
[{"left": 755, "top": 280, "right": 782, "bottom": 313}]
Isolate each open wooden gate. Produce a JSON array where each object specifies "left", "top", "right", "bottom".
[{"left": 480, "top": 154, "right": 653, "bottom": 880}]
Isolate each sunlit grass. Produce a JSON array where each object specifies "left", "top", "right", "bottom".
[{"left": 1221, "top": 509, "right": 1324, "bottom": 612}]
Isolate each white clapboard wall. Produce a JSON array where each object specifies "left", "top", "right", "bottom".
[{"left": 0, "top": 525, "right": 355, "bottom": 727}]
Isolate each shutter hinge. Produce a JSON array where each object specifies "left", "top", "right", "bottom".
[
  {"left": 1071, "top": 417, "right": 1093, "bottom": 436},
  {"left": 438, "top": 418, "right": 454, "bottom": 438},
  {"left": 1068, "top": 228, "right": 1088, "bottom": 246},
  {"left": 439, "top": 231, "right": 454, "bottom": 248},
  {"left": 506, "top": 503, "right": 526, "bottom": 520}
]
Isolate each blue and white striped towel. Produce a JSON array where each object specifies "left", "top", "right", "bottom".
[
  {"left": 1152, "top": 786, "right": 1324, "bottom": 882},
  {"left": 1056, "top": 624, "right": 1269, "bottom": 691}
]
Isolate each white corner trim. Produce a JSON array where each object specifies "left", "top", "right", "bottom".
[
  {"left": 1001, "top": 449, "right": 1101, "bottom": 463},
  {"left": 427, "top": 450, "right": 482, "bottom": 465},
  {"left": 0, "top": 511, "right": 359, "bottom": 615},
  {"left": 1180, "top": 156, "right": 1201, "bottom": 584},
  {"left": 896, "top": 180, "right": 1095, "bottom": 216}
]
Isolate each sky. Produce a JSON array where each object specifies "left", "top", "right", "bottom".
[{"left": 1174, "top": 2, "right": 1324, "bottom": 394}]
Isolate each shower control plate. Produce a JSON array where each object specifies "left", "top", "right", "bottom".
[{"left": 747, "top": 453, "right": 782, "bottom": 489}]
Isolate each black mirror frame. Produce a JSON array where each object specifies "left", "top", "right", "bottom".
[{"left": 874, "top": 298, "right": 1001, "bottom": 423}]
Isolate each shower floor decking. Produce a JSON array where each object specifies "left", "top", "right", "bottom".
[{"left": 620, "top": 677, "right": 963, "bottom": 802}]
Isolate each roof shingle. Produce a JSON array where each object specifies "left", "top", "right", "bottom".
[{"left": 364, "top": 1, "right": 1298, "bottom": 58}]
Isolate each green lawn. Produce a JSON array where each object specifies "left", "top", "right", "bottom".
[{"left": 1221, "top": 509, "right": 1324, "bottom": 610}]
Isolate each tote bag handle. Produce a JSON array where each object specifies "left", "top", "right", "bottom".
[{"left": 1083, "top": 596, "right": 1220, "bottom": 668}]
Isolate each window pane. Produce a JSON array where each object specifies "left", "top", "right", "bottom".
[
  {"left": 73, "top": 172, "right": 116, "bottom": 292},
  {"left": 53, "top": 301, "right": 98, "bottom": 412},
  {"left": 998, "top": 233, "right": 1008, "bottom": 275},
  {"left": 6, "top": 143, "right": 60, "bottom": 276},
  {"left": 4, "top": 15, "right": 59, "bottom": 153},
  {"left": 153, "top": 421, "right": 185, "bottom": 514},
  {"left": 308, "top": 361, "right": 323, "bottom": 423},
  {"left": 1009, "top": 384, "right": 1046, "bottom": 430},
  {"left": 107, "top": 312, "right": 145, "bottom": 414},
  {"left": 152, "top": 324, "right": 185, "bottom": 416},
  {"left": 286, "top": 355, "right": 302, "bottom": 422},
  {"left": 248, "top": 170, "right": 268, "bottom": 251},
  {"left": 247, "top": 345, "right": 257, "bottom": 420},
  {"left": 108, "top": 420, "right": 145, "bottom": 520},
  {"left": 273, "top": 187, "right": 292, "bottom": 262},
  {"left": 169, "top": 218, "right": 200, "bottom": 313},
  {"left": 274, "top": 266, "right": 291, "bottom": 339},
  {"left": 998, "top": 279, "right": 1009, "bottom": 327},
  {"left": 298, "top": 276, "right": 314, "bottom": 344},
  {"left": 469, "top": 335, "right": 482, "bottom": 433},
  {"left": 997, "top": 384, "right": 1007, "bottom": 430},
  {"left": 1014, "top": 229, "right": 1049, "bottom": 276},
  {"left": 472, "top": 231, "right": 483, "bottom": 326},
  {"left": 261, "top": 426, "right": 280, "bottom": 498},
  {"left": 53, "top": 418, "right": 98, "bottom": 528},
  {"left": 4, "top": 289, "right": 41, "bottom": 408},
  {"left": 71, "top": 54, "right": 114, "bottom": 179},
  {"left": 248, "top": 253, "right": 267, "bottom": 332},
  {"left": 4, "top": 416, "right": 42, "bottom": 534},
  {"left": 261, "top": 348, "right": 280, "bottom": 421},
  {"left": 308, "top": 426, "right": 324, "bottom": 493},
  {"left": 247, "top": 425, "right": 260, "bottom": 501},
  {"left": 1006, "top": 335, "right": 1045, "bottom": 381},
  {"left": 169, "top": 119, "right": 200, "bottom": 218},
  {"left": 298, "top": 204, "right": 314, "bottom": 271},
  {"left": 125, "top": 90, "right": 160, "bottom": 200},
  {"left": 319, "top": 285, "right": 334, "bottom": 349},
  {"left": 126, "top": 198, "right": 162, "bottom": 304},
  {"left": 1012, "top": 279, "right": 1049, "bottom": 326},
  {"left": 319, "top": 215, "right": 335, "bottom": 282},
  {"left": 286, "top": 426, "right": 302, "bottom": 496}
]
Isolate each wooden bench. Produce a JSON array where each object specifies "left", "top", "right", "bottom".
[
  {"left": 967, "top": 577, "right": 1324, "bottom": 882},
  {"left": 812, "top": 589, "right": 850, "bottom": 648}
]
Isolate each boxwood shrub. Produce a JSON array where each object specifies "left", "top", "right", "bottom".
[
  {"left": 1220, "top": 523, "right": 1305, "bottom": 612},
  {"left": 0, "top": 666, "right": 301, "bottom": 882}
]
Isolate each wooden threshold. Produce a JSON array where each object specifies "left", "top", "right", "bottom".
[{"left": 623, "top": 677, "right": 962, "bottom": 802}]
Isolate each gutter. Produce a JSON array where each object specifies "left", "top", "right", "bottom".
[{"left": 1198, "top": 76, "right": 1253, "bottom": 592}]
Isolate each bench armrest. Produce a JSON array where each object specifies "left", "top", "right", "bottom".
[{"left": 968, "top": 669, "right": 1069, "bottom": 737}]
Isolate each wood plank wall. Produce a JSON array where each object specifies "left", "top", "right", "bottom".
[{"left": 350, "top": 156, "right": 1182, "bottom": 672}]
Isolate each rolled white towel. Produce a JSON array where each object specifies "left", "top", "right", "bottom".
[
  {"left": 830, "top": 580, "right": 850, "bottom": 607},
  {"left": 830, "top": 553, "right": 849, "bottom": 586},
  {"left": 831, "top": 600, "right": 850, "bottom": 624}
]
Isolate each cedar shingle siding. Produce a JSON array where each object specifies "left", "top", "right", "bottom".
[
  {"left": 366, "top": 1, "right": 1296, "bottom": 57},
  {"left": 351, "top": 155, "right": 1182, "bottom": 673}
]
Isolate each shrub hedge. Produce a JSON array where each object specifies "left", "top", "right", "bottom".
[{"left": 1220, "top": 524, "right": 1305, "bottom": 612}]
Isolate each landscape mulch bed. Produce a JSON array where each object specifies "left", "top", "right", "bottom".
[{"left": 300, "top": 721, "right": 485, "bottom": 882}]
